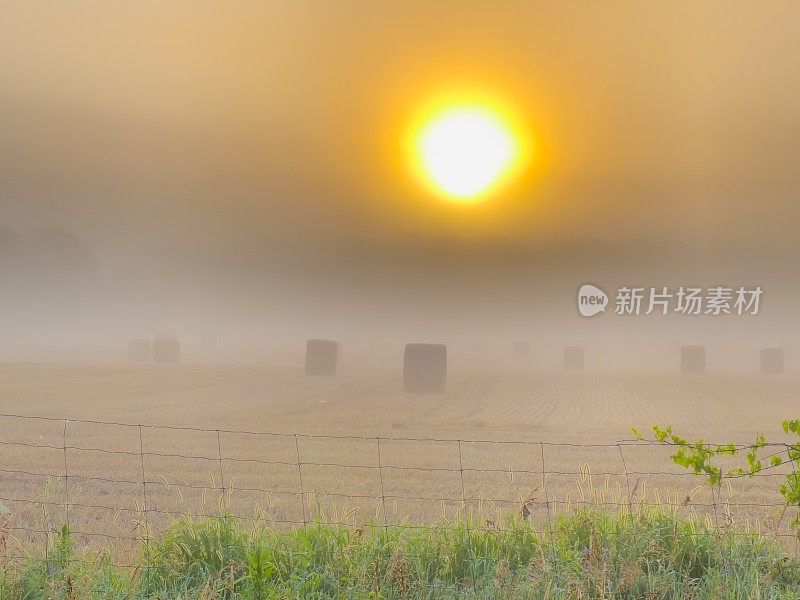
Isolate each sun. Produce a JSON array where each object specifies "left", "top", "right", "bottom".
[{"left": 412, "top": 103, "right": 523, "bottom": 203}]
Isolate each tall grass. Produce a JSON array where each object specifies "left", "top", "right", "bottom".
[{"left": 3, "top": 508, "right": 800, "bottom": 599}]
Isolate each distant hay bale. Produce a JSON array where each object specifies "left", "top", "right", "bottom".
[
  {"left": 152, "top": 338, "right": 180, "bottom": 364},
  {"left": 127, "top": 339, "right": 151, "bottom": 363},
  {"left": 761, "top": 348, "right": 784, "bottom": 374},
  {"left": 563, "top": 346, "right": 584, "bottom": 370},
  {"left": 680, "top": 345, "right": 705, "bottom": 373},
  {"left": 513, "top": 341, "right": 530, "bottom": 359},
  {"left": 403, "top": 343, "right": 447, "bottom": 393},
  {"left": 305, "top": 339, "right": 339, "bottom": 376}
]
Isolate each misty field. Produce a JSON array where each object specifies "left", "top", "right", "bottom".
[{"left": 2, "top": 362, "right": 800, "bottom": 565}]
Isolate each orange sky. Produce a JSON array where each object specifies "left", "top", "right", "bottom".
[
  {"left": 3, "top": 2, "right": 799, "bottom": 242},
  {"left": 1, "top": 2, "right": 800, "bottom": 340}
]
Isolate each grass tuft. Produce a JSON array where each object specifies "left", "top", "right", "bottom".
[{"left": 3, "top": 508, "right": 800, "bottom": 599}]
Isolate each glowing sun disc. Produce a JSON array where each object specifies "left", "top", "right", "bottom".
[{"left": 414, "top": 105, "right": 520, "bottom": 202}]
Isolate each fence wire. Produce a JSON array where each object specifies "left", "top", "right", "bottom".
[{"left": 0, "top": 411, "right": 798, "bottom": 568}]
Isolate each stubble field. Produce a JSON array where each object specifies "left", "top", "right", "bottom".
[{"left": 1, "top": 361, "right": 800, "bottom": 562}]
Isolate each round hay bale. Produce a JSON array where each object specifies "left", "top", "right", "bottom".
[
  {"left": 153, "top": 338, "right": 180, "bottom": 364},
  {"left": 563, "top": 346, "right": 584, "bottom": 371},
  {"left": 127, "top": 339, "right": 151, "bottom": 363},
  {"left": 403, "top": 343, "right": 447, "bottom": 393},
  {"left": 680, "top": 345, "right": 705, "bottom": 373},
  {"left": 760, "top": 347, "right": 784, "bottom": 374},
  {"left": 305, "top": 339, "right": 339, "bottom": 376},
  {"left": 513, "top": 340, "right": 530, "bottom": 359}
]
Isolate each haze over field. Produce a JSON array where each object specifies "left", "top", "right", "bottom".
[
  {"left": 1, "top": 2, "right": 799, "bottom": 359},
  {"left": 6, "top": 5, "right": 800, "bottom": 578}
]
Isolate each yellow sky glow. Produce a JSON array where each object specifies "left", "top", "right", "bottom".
[{"left": 409, "top": 98, "right": 528, "bottom": 204}]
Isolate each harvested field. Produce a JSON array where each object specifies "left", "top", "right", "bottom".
[{"left": 2, "top": 363, "right": 800, "bottom": 561}]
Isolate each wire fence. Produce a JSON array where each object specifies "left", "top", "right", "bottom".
[{"left": 1, "top": 412, "right": 798, "bottom": 567}]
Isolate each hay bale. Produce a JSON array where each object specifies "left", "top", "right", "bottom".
[
  {"left": 761, "top": 347, "right": 784, "bottom": 374},
  {"left": 680, "top": 345, "right": 705, "bottom": 373},
  {"left": 563, "top": 346, "right": 584, "bottom": 370},
  {"left": 513, "top": 340, "right": 530, "bottom": 359},
  {"left": 153, "top": 338, "right": 180, "bottom": 363},
  {"left": 403, "top": 343, "right": 447, "bottom": 393},
  {"left": 127, "top": 339, "right": 151, "bottom": 363},
  {"left": 305, "top": 339, "right": 339, "bottom": 376}
]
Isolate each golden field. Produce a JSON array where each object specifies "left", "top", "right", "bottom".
[{"left": 1, "top": 362, "right": 800, "bottom": 562}]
